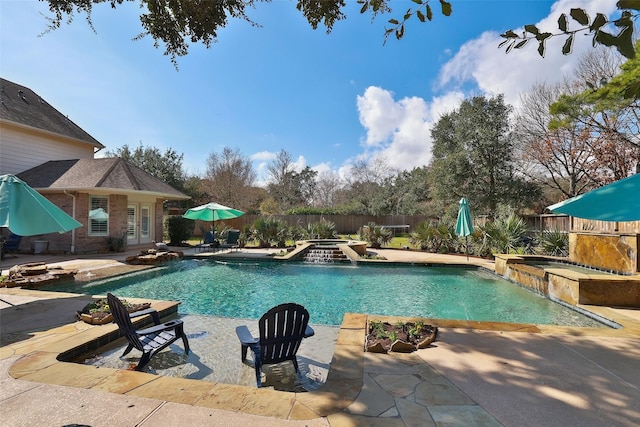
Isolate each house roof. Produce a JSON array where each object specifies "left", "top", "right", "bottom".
[
  {"left": 17, "top": 158, "right": 190, "bottom": 200},
  {"left": 0, "top": 78, "right": 104, "bottom": 150}
]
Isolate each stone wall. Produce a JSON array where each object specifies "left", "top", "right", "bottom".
[{"left": 569, "top": 232, "right": 639, "bottom": 274}]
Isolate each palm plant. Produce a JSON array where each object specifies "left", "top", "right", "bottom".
[
  {"left": 480, "top": 214, "right": 529, "bottom": 254},
  {"left": 305, "top": 219, "right": 337, "bottom": 239},
  {"left": 358, "top": 222, "right": 393, "bottom": 249},
  {"left": 537, "top": 229, "right": 569, "bottom": 257},
  {"left": 250, "top": 216, "right": 288, "bottom": 248},
  {"left": 410, "top": 220, "right": 458, "bottom": 253}
]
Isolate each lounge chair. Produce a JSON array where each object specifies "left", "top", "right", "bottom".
[
  {"left": 0, "top": 233, "right": 21, "bottom": 260},
  {"left": 107, "top": 293, "right": 190, "bottom": 371},
  {"left": 235, "top": 302, "right": 315, "bottom": 387},
  {"left": 219, "top": 229, "right": 240, "bottom": 251},
  {"left": 195, "top": 230, "right": 217, "bottom": 252}
]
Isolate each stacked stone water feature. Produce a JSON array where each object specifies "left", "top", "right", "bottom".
[
  {"left": 496, "top": 230, "right": 640, "bottom": 308},
  {"left": 303, "top": 245, "right": 349, "bottom": 263}
]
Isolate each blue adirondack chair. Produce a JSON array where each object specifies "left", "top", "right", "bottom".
[
  {"left": 107, "top": 293, "right": 190, "bottom": 371},
  {"left": 1, "top": 233, "right": 21, "bottom": 260},
  {"left": 236, "top": 302, "right": 315, "bottom": 387}
]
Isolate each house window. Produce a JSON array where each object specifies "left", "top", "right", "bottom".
[{"left": 89, "top": 196, "right": 109, "bottom": 236}]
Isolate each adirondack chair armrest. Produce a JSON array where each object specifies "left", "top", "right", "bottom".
[
  {"left": 130, "top": 308, "right": 161, "bottom": 325},
  {"left": 305, "top": 325, "right": 315, "bottom": 338},
  {"left": 235, "top": 325, "right": 259, "bottom": 345},
  {"left": 136, "top": 319, "right": 184, "bottom": 335}
]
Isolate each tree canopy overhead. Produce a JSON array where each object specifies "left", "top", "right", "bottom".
[
  {"left": 43, "top": 0, "right": 636, "bottom": 66},
  {"left": 41, "top": 0, "right": 452, "bottom": 64}
]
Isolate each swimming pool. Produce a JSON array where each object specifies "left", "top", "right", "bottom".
[{"left": 46, "top": 259, "right": 607, "bottom": 327}]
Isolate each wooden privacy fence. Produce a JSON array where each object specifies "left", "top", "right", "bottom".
[
  {"left": 523, "top": 214, "right": 640, "bottom": 233},
  {"left": 182, "top": 213, "right": 640, "bottom": 236},
  {"left": 187, "top": 214, "right": 436, "bottom": 236}
]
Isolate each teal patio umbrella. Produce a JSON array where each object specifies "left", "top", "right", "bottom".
[
  {"left": 455, "top": 197, "right": 474, "bottom": 260},
  {"left": 0, "top": 174, "right": 82, "bottom": 236},
  {"left": 183, "top": 202, "right": 244, "bottom": 233},
  {"left": 547, "top": 174, "right": 640, "bottom": 221}
]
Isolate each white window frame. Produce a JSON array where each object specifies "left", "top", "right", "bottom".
[{"left": 89, "top": 195, "right": 109, "bottom": 236}]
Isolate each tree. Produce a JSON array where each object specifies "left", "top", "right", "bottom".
[
  {"left": 105, "top": 143, "right": 186, "bottom": 190},
  {"left": 500, "top": 1, "right": 639, "bottom": 60},
  {"left": 515, "top": 81, "right": 598, "bottom": 199},
  {"left": 314, "top": 170, "right": 343, "bottom": 208},
  {"left": 342, "top": 156, "right": 396, "bottom": 215},
  {"left": 549, "top": 44, "right": 640, "bottom": 179},
  {"left": 204, "top": 146, "right": 256, "bottom": 211},
  {"left": 429, "top": 95, "right": 539, "bottom": 216},
  {"left": 42, "top": 0, "right": 451, "bottom": 65},
  {"left": 43, "top": 1, "right": 636, "bottom": 69},
  {"left": 265, "top": 150, "right": 317, "bottom": 212}
]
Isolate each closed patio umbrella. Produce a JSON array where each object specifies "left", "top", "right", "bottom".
[
  {"left": 455, "top": 197, "right": 474, "bottom": 260},
  {"left": 547, "top": 174, "right": 640, "bottom": 221},
  {"left": 0, "top": 174, "right": 82, "bottom": 236}
]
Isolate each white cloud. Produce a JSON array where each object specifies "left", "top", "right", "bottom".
[
  {"left": 250, "top": 151, "right": 277, "bottom": 161},
  {"left": 349, "top": 0, "right": 621, "bottom": 175},
  {"left": 437, "top": 0, "right": 619, "bottom": 107},
  {"left": 293, "top": 155, "right": 307, "bottom": 172},
  {"left": 354, "top": 86, "right": 465, "bottom": 172}
]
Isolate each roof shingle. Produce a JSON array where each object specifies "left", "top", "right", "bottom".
[
  {"left": 17, "top": 158, "right": 190, "bottom": 200},
  {"left": 0, "top": 78, "right": 104, "bottom": 149}
]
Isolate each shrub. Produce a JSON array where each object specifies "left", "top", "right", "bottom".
[
  {"left": 105, "top": 233, "right": 126, "bottom": 252},
  {"left": 303, "top": 219, "right": 337, "bottom": 239},
  {"left": 537, "top": 229, "right": 569, "bottom": 257},
  {"left": 167, "top": 216, "right": 193, "bottom": 245},
  {"left": 410, "top": 220, "right": 458, "bottom": 253},
  {"left": 479, "top": 213, "right": 530, "bottom": 254},
  {"left": 359, "top": 222, "right": 393, "bottom": 249},
  {"left": 251, "top": 216, "right": 288, "bottom": 248}
]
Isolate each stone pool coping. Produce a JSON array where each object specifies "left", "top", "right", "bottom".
[{"left": 2, "top": 286, "right": 639, "bottom": 424}]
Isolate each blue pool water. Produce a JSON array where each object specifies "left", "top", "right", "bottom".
[{"left": 47, "top": 260, "right": 606, "bottom": 327}]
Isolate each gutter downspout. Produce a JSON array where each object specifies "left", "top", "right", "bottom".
[{"left": 64, "top": 191, "right": 76, "bottom": 253}]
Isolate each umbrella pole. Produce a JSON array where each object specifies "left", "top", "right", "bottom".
[{"left": 465, "top": 236, "right": 469, "bottom": 261}]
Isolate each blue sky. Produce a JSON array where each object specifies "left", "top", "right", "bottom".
[{"left": 0, "top": 0, "right": 617, "bottom": 184}]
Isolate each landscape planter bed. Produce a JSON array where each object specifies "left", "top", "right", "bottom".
[
  {"left": 365, "top": 319, "right": 438, "bottom": 353},
  {"left": 77, "top": 299, "right": 151, "bottom": 325}
]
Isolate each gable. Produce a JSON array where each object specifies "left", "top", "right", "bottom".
[{"left": 17, "top": 158, "right": 190, "bottom": 200}]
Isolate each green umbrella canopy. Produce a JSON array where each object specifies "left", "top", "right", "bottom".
[
  {"left": 183, "top": 202, "right": 244, "bottom": 222},
  {"left": 547, "top": 174, "right": 640, "bottom": 221},
  {"left": 455, "top": 198, "right": 474, "bottom": 237},
  {"left": 0, "top": 174, "right": 82, "bottom": 236}
]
